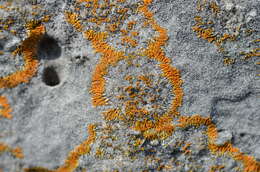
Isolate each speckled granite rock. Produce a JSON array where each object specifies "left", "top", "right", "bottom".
[{"left": 0, "top": 0, "right": 259, "bottom": 172}]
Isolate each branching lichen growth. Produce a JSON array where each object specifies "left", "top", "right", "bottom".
[
  {"left": 0, "top": 0, "right": 259, "bottom": 171},
  {"left": 193, "top": 0, "right": 260, "bottom": 71}
]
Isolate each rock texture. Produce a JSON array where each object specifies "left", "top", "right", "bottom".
[{"left": 0, "top": 0, "right": 259, "bottom": 172}]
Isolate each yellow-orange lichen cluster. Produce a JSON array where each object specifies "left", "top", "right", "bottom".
[
  {"left": 177, "top": 115, "right": 260, "bottom": 172},
  {"left": 240, "top": 48, "right": 260, "bottom": 60},
  {"left": 223, "top": 57, "right": 235, "bottom": 66},
  {"left": 0, "top": 4, "right": 49, "bottom": 171},
  {"left": 0, "top": 96, "right": 12, "bottom": 119},
  {"left": 209, "top": 165, "right": 225, "bottom": 172},
  {"left": 24, "top": 124, "right": 96, "bottom": 172},
  {"left": 193, "top": 0, "right": 260, "bottom": 72},
  {"left": 84, "top": 30, "right": 126, "bottom": 106},
  {"left": 101, "top": 72, "right": 176, "bottom": 140},
  {"left": 0, "top": 2, "right": 50, "bottom": 35},
  {"left": 0, "top": 0, "right": 259, "bottom": 171},
  {"left": 0, "top": 142, "right": 24, "bottom": 159},
  {"left": 50, "top": 0, "right": 260, "bottom": 171},
  {"left": 192, "top": 15, "right": 236, "bottom": 49},
  {"left": 0, "top": 24, "right": 45, "bottom": 88},
  {"left": 83, "top": 0, "right": 183, "bottom": 141},
  {"left": 64, "top": 12, "right": 83, "bottom": 32},
  {"left": 55, "top": 124, "right": 96, "bottom": 172}
]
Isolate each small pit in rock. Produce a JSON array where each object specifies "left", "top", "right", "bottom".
[
  {"left": 42, "top": 66, "right": 60, "bottom": 87},
  {"left": 239, "top": 133, "right": 246, "bottom": 137},
  {"left": 38, "top": 35, "right": 61, "bottom": 60}
]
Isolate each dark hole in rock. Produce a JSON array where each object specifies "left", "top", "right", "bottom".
[
  {"left": 38, "top": 35, "right": 61, "bottom": 60},
  {"left": 239, "top": 133, "right": 246, "bottom": 137},
  {"left": 217, "top": 129, "right": 224, "bottom": 132},
  {"left": 42, "top": 66, "right": 60, "bottom": 86}
]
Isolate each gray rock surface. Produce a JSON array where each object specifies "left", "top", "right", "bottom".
[{"left": 0, "top": 0, "right": 259, "bottom": 171}]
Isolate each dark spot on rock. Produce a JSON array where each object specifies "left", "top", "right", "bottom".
[
  {"left": 0, "top": 44, "right": 4, "bottom": 50},
  {"left": 0, "top": 40, "right": 5, "bottom": 50},
  {"left": 240, "top": 133, "right": 246, "bottom": 137},
  {"left": 24, "top": 166, "right": 54, "bottom": 172},
  {"left": 230, "top": 7, "right": 237, "bottom": 14},
  {"left": 197, "top": 148, "right": 209, "bottom": 156},
  {"left": 129, "top": 87, "right": 139, "bottom": 95},
  {"left": 42, "top": 66, "right": 60, "bottom": 87},
  {"left": 74, "top": 55, "right": 90, "bottom": 65},
  {"left": 38, "top": 35, "right": 61, "bottom": 60}
]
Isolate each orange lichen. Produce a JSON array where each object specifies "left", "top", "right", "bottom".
[
  {"left": 133, "top": 114, "right": 175, "bottom": 140},
  {"left": 102, "top": 108, "right": 121, "bottom": 121},
  {"left": 193, "top": 0, "right": 259, "bottom": 79},
  {"left": 144, "top": 43, "right": 170, "bottom": 63},
  {"left": 192, "top": 26, "right": 216, "bottom": 43},
  {"left": 182, "top": 143, "right": 191, "bottom": 152},
  {"left": 0, "top": 142, "right": 24, "bottom": 159},
  {"left": 194, "top": 16, "right": 203, "bottom": 25},
  {"left": 219, "top": 33, "right": 236, "bottom": 42},
  {"left": 137, "top": 75, "right": 152, "bottom": 87},
  {"left": 25, "top": 20, "right": 41, "bottom": 30},
  {"left": 177, "top": 115, "right": 211, "bottom": 128},
  {"left": 95, "top": 148, "right": 104, "bottom": 158},
  {"left": 127, "top": 21, "right": 137, "bottom": 30},
  {"left": 234, "top": 154, "right": 260, "bottom": 172},
  {"left": 0, "top": 142, "right": 8, "bottom": 153},
  {"left": 55, "top": 124, "right": 96, "bottom": 172},
  {"left": 41, "top": 15, "right": 51, "bottom": 23},
  {"left": 131, "top": 31, "right": 139, "bottom": 37},
  {"left": 241, "top": 48, "right": 260, "bottom": 60},
  {"left": 209, "top": 165, "right": 225, "bottom": 172},
  {"left": 177, "top": 114, "right": 260, "bottom": 172},
  {"left": 120, "top": 29, "right": 128, "bottom": 35},
  {"left": 0, "top": 96, "right": 12, "bottom": 119},
  {"left": 84, "top": 30, "right": 127, "bottom": 106},
  {"left": 196, "top": 0, "right": 207, "bottom": 11},
  {"left": 11, "top": 147, "right": 24, "bottom": 159},
  {"left": 64, "top": 12, "right": 83, "bottom": 32},
  {"left": 223, "top": 58, "right": 235, "bottom": 65},
  {"left": 209, "top": 1, "right": 220, "bottom": 14},
  {"left": 25, "top": 124, "right": 96, "bottom": 172},
  {"left": 159, "top": 64, "right": 183, "bottom": 116},
  {"left": 0, "top": 24, "right": 45, "bottom": 88},
  {"left": 22, "top": 0, "right": 260, "bottom": 171},
  {"left": 121, "top": 36, "right": 138, "bottom": 47},
  {"left": 252, "top": 39, "right": 260, "bottom": 43},
  {"left": 107, "top": 23, "right": 119, "bottom": 32},
  {"left": 124, "top": 75, "right": 133, "bottom": 82}
]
